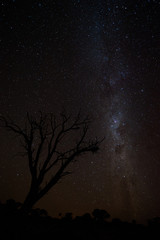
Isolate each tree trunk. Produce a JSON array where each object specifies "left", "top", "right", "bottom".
[{"left": 20, "top": 184, "right": 40, "bottom": 215}]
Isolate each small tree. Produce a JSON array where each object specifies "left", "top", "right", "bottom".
[
  {"left": 92, "top": 209, "right": 110, "bottom": 221},
  {"left": 0, "top": 112, "right": 103, "bottom": 214}
]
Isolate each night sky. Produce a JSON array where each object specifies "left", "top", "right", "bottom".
[{"left": 0, "top": 0, "right": 160, "bottom": 223}]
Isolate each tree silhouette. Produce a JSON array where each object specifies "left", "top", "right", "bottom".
[
  {"left": 0, "top": 111, "right": 103, "bottom": 214},
  {"left": 92, "top": 209, "right": 110, "bottom": 221}
]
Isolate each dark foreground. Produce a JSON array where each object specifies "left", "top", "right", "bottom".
[{"left": 0, "top": 200, "right": 160, "bottom": 240}]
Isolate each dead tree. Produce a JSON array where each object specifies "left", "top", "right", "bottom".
[{"left": 0, "top": 112, "right": 103, "bottom": 214}]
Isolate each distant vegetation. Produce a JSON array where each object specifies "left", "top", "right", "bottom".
[{"left": 0, "top": 199, "right": 160, "bottom": 240}]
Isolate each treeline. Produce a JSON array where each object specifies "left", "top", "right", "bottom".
[{"left": 0, "top": 199, "right": 160, "bottom": 240}]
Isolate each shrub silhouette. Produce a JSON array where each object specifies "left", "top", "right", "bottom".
[{"left": 92, "top": 209, "right": 110, "bottom": 221}]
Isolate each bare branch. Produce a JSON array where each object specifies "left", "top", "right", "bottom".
[{"left": 0, "top": 111, "right": 104, "bottom": 213}]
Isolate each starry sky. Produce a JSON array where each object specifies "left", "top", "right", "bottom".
[{"left": 0, "top": 0, "right": 160, "bottom": 223}]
